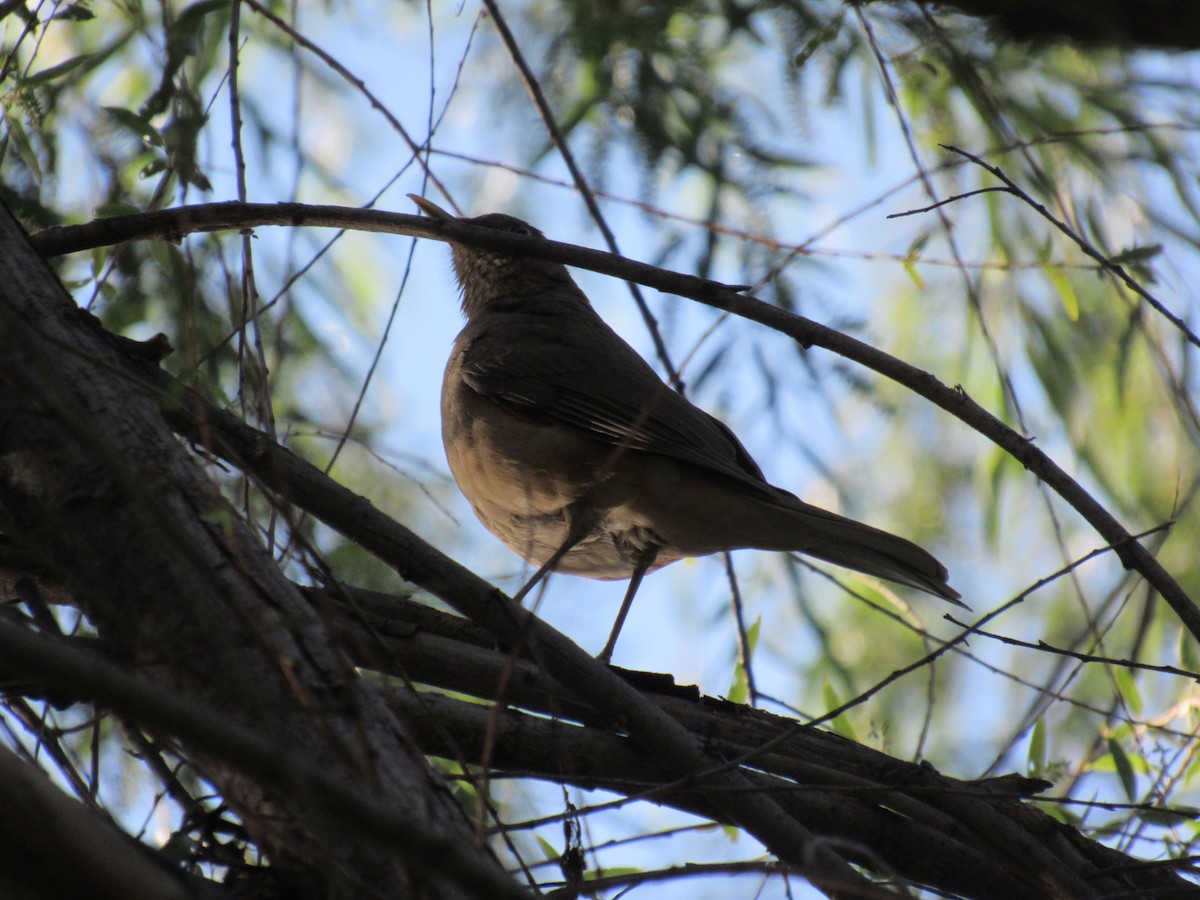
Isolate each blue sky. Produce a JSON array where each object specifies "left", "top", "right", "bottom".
[{"left": 18, "top": 2, "right": 1200, "bottom": 893}]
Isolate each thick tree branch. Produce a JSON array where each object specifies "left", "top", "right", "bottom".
[
  {"left": 895, "top": 0, "right": 1200, "bottom": 51},
  {"left": 0, "top": 743, "right": 199, "bottom": 900},
  {"left": 6, "top": 575, "right": 1194, "bottom": 897},
  {"left": 356, "top": 589, "right": 1195, "bottom": 897},
  {"left": 0, "top": 620, "right": 526, "bottom": 900},
  {"left": 0, "top": 199, "right": 511, "bottom": 899}
]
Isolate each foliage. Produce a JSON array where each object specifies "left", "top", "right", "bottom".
[{"left": 2, "top": 0, "right": 1199, "bottom": 895}]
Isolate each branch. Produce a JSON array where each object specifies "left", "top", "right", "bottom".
[
  {"left": 941, "top": 144, "right": 1200, "bottom": 350},
  {"left": 0, "top": 198, "right": 512, "bottom": 898},
  {"left": 31, "top": 202, "right": 1200, "bottom": 642},
  {"left": 903, "top": 0, "right": 1200, "bottom": 51},
  {"left": 329, "top": 587, "right": 1199, "bottom": 897},
  {"left": 0, "top": 619, "right": 527, "bottom": 900},
  {"left": 0, "top": 743, "right": 197, "bottom": 900},
  {"left": 13, "top": 574, "right": 1189, "bottom": 896},
  {"left": 947, "top": 616, "right": 1200, "bottom": 679}
]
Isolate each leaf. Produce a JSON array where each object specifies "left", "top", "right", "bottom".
[
  {"left": 54, "top": 2, "right": 95, "bottom": 21},
  {"left": 4, "top": 115, "right": 42, "bottom": 180},
  {"left": 1046, "top": 266, "right": 1080, "bottom": 321},
  {"left": 535, "top": 835, "right": 558, "bottom": 861},
  {"left": 792, "top": 12, "right": 844, "bottom": 70},
  {"left": 823, "top": 678, "right": 857, "bottom": 741},
  {"left": 1109, "top": 244, "right": 1162, "bottom": 265},
  {"left": 94, "top": 201, "right": 142, "bottom": 218},
  {"left": 1108, "top": 738, "right": 1138, "bottom": 803},
  {"left": 903, "top": 259, "right": 925, "bottom": 289},
  {"left": 1028, "top": 716, "right": 1047, "bottom": 777},
  {"left": 1179, "top": 626, "right": 1200, "bottom": 674},
  {"left": 727, "top": 616, "right": 762, "bottom": 704},
  {"left": 745, "top": 616, "right": 761, "bottom": 653},
  {"left": 22, "top": 53, "right": 98, "bottom": 87},
  {"left": 902, "top": 223, "right": 932, "bottom": 289},
  {"left": 1037, "top": 802, "right": 1077, "bottom": 825},
  {"left": 983, "top": 444, "right": 1020, "bottom": 545},
  {"left": 90, "top": 246, "right": 106, "bottom": 281},
  {"left": 167, "top": 0, "right": 230, "bottom": 65},
  {"left": 1112, "top": 666, "right": 1143, "bottom": 716},
  {"left": 905, "top": 231, "right": 931, "bottom": 260},
  {"left": 726, "top": 663, "right": 748, "bottom": 705},
  {"left": 1138, "top": 807, "right": 1200, "bottom": 826},
  {"left": 1113, "top": 302, "right": 1139, "bottom": 403},
  {"left": 103, "top": 106, "right": 164, "bottom": 146},
  {"left": 585, "top": 867, "right": 641, "bottom": 882}
]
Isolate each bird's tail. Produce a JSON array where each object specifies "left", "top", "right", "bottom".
[{"left": 750, "top": 494, "right": 965, "bottom": 606}]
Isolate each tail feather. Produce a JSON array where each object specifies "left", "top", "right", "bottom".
[
  {"left": 800, "top": 524, "right": 965, "bottom": 606},
  {"left": 755, "top": 495, "right": 965, "bottom": 607}
]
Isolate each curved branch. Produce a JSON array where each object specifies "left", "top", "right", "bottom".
[{"left": 31, "top": 202, "right": 1199, "bottom": 641}]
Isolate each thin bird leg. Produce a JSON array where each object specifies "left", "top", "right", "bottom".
[
  {"left": 510, "top": 503, "right": 600, "bottom": 604},
  {"left": 597, "top": 544, "right": 660, "bottom": 664}
]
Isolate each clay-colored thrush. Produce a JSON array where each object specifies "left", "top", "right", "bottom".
[{"left": 411, "top": 195, "right": 963, "bottom": 660}]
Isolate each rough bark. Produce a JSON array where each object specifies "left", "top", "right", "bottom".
[
  {"left": 0, "top": 199, "right": 515, "bottom": 899},
  {"left": 892, "top": 0, "right": 1200, "bottom": 51}
]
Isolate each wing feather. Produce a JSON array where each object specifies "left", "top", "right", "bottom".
[{"left": 459, "top": 311, "right": 774, "bottom": 495}]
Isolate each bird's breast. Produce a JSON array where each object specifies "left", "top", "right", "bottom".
[
  {"left": 442, "top": 377, "right": 597, "bottom": 515},
  {"left": 441, "top": 357, "right": 684, "bottom": 579}
]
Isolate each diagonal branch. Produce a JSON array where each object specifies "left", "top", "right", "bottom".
[
  {"left": 480, "top": 0, "right": 682, "bottom": 389},
  {"left": 0, "top": 618, "right": 528, "bottom": 900},
  {"left": 156, "top": 341, "right": 881, "bottom": 897}
]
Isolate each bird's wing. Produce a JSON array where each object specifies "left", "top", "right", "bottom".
[
  {"left": 458, "top": 310, "right": 964, "bottom": 605},
  {"left": 459, "top": 310, "right": 780, "bottom": 497}
]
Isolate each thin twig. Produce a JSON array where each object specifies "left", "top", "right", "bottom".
[
  {"left": 228, "top": 1, "right": 278, "bottom": 548},
  {"left": 480, "top": 0, "right": 684, "bottom": 391},
  {"left": 723, "top": 552, "right": 759, "bottom": 705},
  {"left": 943, "top": 143, "right": 1200, "bottom": 350},
  {"left": 947, "top": 618, "right": 1200, "bottom": 681},
  {"left": 242, "top": 0, "right": 454, "bottom": 204},
  {"left": 887, "top": 186, "right": 1012, "bottom": 217}
]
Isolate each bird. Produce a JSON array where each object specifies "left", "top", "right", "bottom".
[{"left": 410, "top": 194, "right": 964, "bottom": 661}]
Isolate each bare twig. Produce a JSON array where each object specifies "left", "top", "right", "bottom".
[
  {"left": 480, "top": 0, "right": 683, "bottom": 390},
  {"left": 943, "top": 143, "right": 1200, "bottom": 350},
  {"left": 947, "top": 618, "right": 1200, "bottom": 680},
  {"left": 887, "top": 186, "right": 1013, "bottom": 218}
]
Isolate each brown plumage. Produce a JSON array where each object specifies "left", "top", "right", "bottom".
[{"left": 412, "top": 195, "right": 963, "bottom": 654}]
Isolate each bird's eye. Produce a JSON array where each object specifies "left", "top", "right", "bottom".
[{"left": 512, "top": 224, "right": 534, "bottom": 236}]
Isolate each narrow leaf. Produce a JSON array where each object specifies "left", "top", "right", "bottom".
[
  {"left": 1108, "top": 738, "right": 1137, "bottom": 803},
  {"left": 1028, "top": 716, "right": 1046, "bottom": 777}
]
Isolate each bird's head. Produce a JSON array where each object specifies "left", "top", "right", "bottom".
[{"left": 410, "top": 195, "right": 579, "bottom": 319}]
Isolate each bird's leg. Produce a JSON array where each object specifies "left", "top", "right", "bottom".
[
  {"left": 597, "top": 544, "right": 659, "bottom": 664},
  {"left": 510, "top": 502, "right": 600, "bottom": 605}
]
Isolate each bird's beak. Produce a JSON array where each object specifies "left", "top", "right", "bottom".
[{"left": 408, "top": 194, "right": 455, "bottom": 220}]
